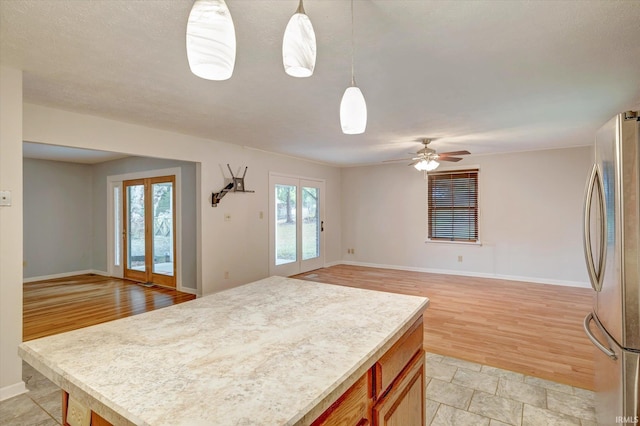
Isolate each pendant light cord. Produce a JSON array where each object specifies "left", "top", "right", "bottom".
[{"left": 350, "top": 0, "right": 355, "bottom": 86}]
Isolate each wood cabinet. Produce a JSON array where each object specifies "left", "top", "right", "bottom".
[
  {"left": 373, "top": 352, "right": 425, "bottom": 426},
  {"left": 374, "top": 317, "right": 423, "bottom": 400},
  {"left": 313, "top": 316, "right": 425, "bottom": 426},
  {"left": 62, "top": 391, "right": 112, "bottom": 426},
  {"left": 311, "top": 371, "right": 372, "bottom": 426}
]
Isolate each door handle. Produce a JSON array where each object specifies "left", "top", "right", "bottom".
[
  {"left": 583, "top": 313, "right": 617, "bottom": 360},
  {"left": 321, "top": 221, "right": 324, "bottom": 232},
  {"left": 583, "top": 164, "right": 606, "bottom": 292}
]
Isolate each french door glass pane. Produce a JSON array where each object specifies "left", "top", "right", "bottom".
[
  {"left": 152, "top": 182, "right": 174, "bottom": 276},
  {"left": 302, "top": 186, "right": 319, "bottom": 260},
  {"left": 275, "top": 184, "right": 297, "bottom": 265},
  {"left": 127, "top": 184, "right": 145, "bottom": 271}
]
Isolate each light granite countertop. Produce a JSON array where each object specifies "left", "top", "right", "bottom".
[{"left": 18, "top": 276, "right": 429, "bottom": 426}]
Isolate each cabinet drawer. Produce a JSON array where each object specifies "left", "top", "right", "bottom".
[
  {"left": 373, "top": 350, "right": 425, "bottom": 426},
  {"left": 311, "top": 371, "right": 372, "bottom": 426},
  {"left": 373, "top": 317, "right": 423, "bottom": 399}
]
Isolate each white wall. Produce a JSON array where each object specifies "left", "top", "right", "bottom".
[
  {"left": 22, "top": 103, "right": 343, "bottom": 296},
  {"left": 23, "top": 158, "right": 93, "bottom": 279},
  {"left": 0, "top": 101, "right": 343, "bottom": 398},
  {"left": 0, "top": 66, "right": 26, "bottom": 399},
  {"left": 341, "top": 146, "right": 593, "bottom": 286}
]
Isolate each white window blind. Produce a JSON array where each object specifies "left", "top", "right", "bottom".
[{"left": 428, "top": 169, "right": 479, "bottom": 242}]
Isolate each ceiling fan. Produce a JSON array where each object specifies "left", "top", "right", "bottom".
[{"left": 384, "top": 138, "right": 471, "bottom": 171}]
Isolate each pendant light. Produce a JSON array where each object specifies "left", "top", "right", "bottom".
[
  {"left": 283, "top": 0, "right": 316, "bottom": 77},
  {"left": 340, "top": 0, "right": 367, "bottom": 134},
  {"left": 186, "top": 0, "right": 236, "bottom": 81}
]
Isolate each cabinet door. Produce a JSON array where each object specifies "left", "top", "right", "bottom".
[
  {"left": 312, "top": 372, "right": 372, "bottom": 426},
  {"left": 373, "top": 351, "right": 425, "bottom": 426}
]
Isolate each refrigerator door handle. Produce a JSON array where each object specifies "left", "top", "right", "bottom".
[
  {"left": 583, "top": 164, "right": 606, "bottom": 292},
  {"left": 584, "top": 312, "right": 617, "bottom": 360}
]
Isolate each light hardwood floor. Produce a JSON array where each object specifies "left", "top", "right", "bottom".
[
  {"left": 23, "top": 274, "right": 196, "bottom": 341},
  {"left": 23, "top": 266, "right": 594, "bottom": 390},
  {"left": 293, "top": 264, "right": 595, "bottom": 390}
]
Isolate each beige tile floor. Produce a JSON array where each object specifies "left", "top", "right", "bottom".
[
  {"left": 0, "top": 362, "right": 61, "bottom": 426},
  {"left": 1, "top": 353, "right": 595, "bottom": 425},
  {"left": 425, "top": 353, "right": 596, "bottom": 426}
]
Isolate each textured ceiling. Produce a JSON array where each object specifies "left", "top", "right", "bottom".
[{"left": 2, "top": 0, "right": 640, "bottom": 165}]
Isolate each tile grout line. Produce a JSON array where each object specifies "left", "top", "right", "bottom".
[{"left": 28, "top": 394, "right": 61, "bottom": 425}]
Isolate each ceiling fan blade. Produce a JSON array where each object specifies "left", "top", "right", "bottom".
[
  {"left": 438, "top": 157, "right": 463, "bottom": 162},
  {"left": 408, "top": 160, "right": 420, "bottom": 166},
  {"left": 382, "top": 157, "right": 413, "bottom": 163},
  {"left": 439, "top": 150, "right": 471, "bottom": 157}
]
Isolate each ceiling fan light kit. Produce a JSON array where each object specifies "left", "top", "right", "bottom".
[
  {"left": 414, "top": 159, "right": 439, "bottom": 172},
  {"left": 282, "top": 0, "right": 317, "bottom": 78},
  {"left": 186, "top": 0, "right": 236, "bottom": 81},
  {"left": 384, "top": 139, "right": 471, "bottom": 172}
]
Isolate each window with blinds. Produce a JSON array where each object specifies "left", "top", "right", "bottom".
[{"left": 427, "top": 169, "right": 479, "bottom": 242}]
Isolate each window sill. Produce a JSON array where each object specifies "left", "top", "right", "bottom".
[{"left": 425, "top": 239, "right": 482, "bottom": 246}]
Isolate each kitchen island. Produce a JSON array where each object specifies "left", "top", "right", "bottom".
[{"left": 18, "top": 276, "right": 429, "bottom": 425}]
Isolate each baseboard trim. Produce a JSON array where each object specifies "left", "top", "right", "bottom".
[
  {"left": 336, "top": 261, "right": 590, "bottom": 288},
  {"left": 23, "top": 269, "right": 109, "bottom": 283},
  {"left": 0, "top": 381, "right": 27, "bottom": 402},
  {"left": 178, "top": 286, "right": 198, "bottom": 296}
]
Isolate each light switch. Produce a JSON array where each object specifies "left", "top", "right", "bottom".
[
  {"left": 224, "top": 213, "right": 231, "bottom": 222},
  {"left": 0, "top": 190, "right": 11, "bottom": 206}
]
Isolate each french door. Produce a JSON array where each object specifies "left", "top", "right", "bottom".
[
  {"left": 123, "top": 176, "right": 176, "bottom": 287},
  {"left": 269, "top": 174, "right": 325, "bottom": 276}
]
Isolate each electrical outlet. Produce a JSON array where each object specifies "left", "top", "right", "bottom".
[
  {"left": 224, "top": 271, "right": 229, "bottom": 279},
  {"left": 259, "top": 211, "right": 264, "bottom": 219},
  {"left": 224, "top": 213, "right": 231, "bottom": 222},
  {"left": 458, "top": 255, "right": 463, "bottom": 262}
]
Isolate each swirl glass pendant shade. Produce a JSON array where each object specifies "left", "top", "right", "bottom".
[
  {"left": 283, "top": 0, "right": 316, "bottom": 78},
  {"left": 186, "top": 0, "right": 236, "bottom": 81}
]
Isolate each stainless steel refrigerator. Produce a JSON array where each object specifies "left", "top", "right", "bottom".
[{"left": 583, "top": 111, "right": 639, "bottom": 426}]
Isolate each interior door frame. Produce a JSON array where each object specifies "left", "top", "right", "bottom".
[
  {"left": 269, "top": 172, "right": 325, "bottom": 277},
  {"left": 107, "top": 167, "right": 182, "bottom": 288}
]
